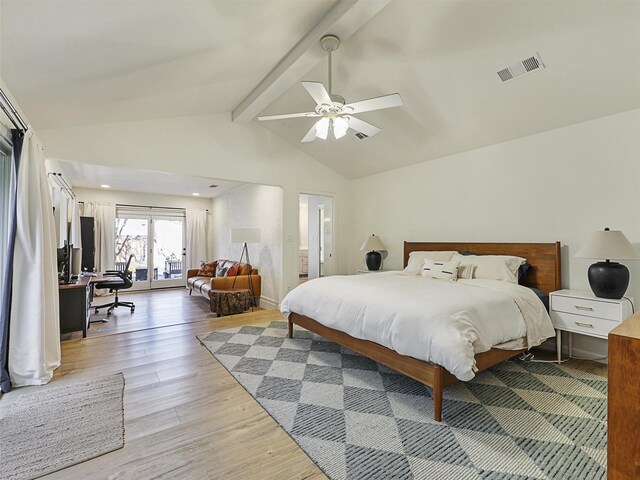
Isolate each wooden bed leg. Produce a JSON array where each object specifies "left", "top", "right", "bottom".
[
  {"left": 288, "top": 318, "right": 293, "bottom": 338},
  {"left": 433, "top": 366, "right": 443, "bottom": 422}
]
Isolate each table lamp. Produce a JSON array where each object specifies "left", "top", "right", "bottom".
[
  {"left": 360, "top": 234, "right": 386, "bottom": 271},
  {"left": 575, "top": 227, "right": 640, "bottom": 299}
]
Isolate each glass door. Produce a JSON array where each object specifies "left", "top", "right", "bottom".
[
  {"left": 115, "top": 211, "right": 186, "bottom": 291},
  {"left": 151, "top": 216, "right": 185, "bottom": 289},
  {"left": 115, "top": 216, "right": 151, "bottom": 291}
]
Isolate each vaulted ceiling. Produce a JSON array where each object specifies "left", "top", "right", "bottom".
[{"left": 2, "top": 0, "right": 640, "bottom": 180}]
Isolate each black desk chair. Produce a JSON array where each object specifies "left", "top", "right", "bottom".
[{"left": 93, "top": 255, "right": 136, "bottom": 316}]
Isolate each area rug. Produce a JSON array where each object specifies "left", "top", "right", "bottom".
[
  {"left": 198, "top": 321, "right": 607, "bottom": 480},
  {"left": 1, "top": 373, "right": 125, "bottom": 480}
]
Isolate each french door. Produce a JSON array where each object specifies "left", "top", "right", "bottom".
[{"left": 115, "top": 209, "right": 186, "bottom": 290}]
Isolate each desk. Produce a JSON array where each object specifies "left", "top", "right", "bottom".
[{"left": 59, "top": 275, "right": 100, "bottom": 338}]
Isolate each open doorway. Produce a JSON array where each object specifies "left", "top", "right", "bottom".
[{"left": 299, "top": 194, "right": 334, "bottom": 282}]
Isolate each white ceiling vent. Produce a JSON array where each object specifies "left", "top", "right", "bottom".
[{"left": 497, "top": 53, "right": 545, "bottom": 83}]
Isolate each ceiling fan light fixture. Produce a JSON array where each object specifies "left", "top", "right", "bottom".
[
  {"left": 257, "top": 34, "right": 403, "bottom": 143},
  {"left": 315, "top": 117, "right": 330, "bottom": 140},
  {"left": 333, "top": 117, "right": 349, "bottom": 139}
]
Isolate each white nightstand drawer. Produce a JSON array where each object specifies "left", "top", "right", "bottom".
[
  {"left": 551, "top": 294, "right": 622, "bottom": 321},
  {"left": 551, "top": 311, "right": 618, "bottom": 338}
]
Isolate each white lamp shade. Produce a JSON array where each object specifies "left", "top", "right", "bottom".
[
  {"left": 230, "top": 228, "right": 261, "bottom": 244},
  {"left": 360, "top": 234, "right": 386, "bottom": 252},
  {"left": 575, "top": 229, "right": 640, "bottom": 260}
]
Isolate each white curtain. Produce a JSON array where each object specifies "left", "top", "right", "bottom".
[
  {"left": 82, "top": 202, "right": 115, "bottom": 272},
  {"left": 69, "top": 198, "right": 82, "bottom": 248},
  {"left": 51, "top": 185, "right": 69, "bottom": 248},
  {"left": 186, "top": 208, "right": 208, "bottom": 269},
  {"left": 9, "top": 129, "right": 61, "bottom": 386}
]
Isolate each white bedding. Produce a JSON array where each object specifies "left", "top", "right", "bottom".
[{"left": 280, "top": 272, "right": 555, "bottom": 381}]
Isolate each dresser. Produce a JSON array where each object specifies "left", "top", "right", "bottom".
[
  {"left": 549, "top": 289, "right": 633, "bottom": 362},
  {"left": 608, "top": 311, "right": 640, "bottom": 479}
]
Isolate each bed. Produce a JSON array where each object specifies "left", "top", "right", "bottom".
[{"left": 281, "top": 241, "right": 561, "bottom": 421}]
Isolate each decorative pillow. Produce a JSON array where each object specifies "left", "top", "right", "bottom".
[
  {"left": 404, "top": 251, "right": 458, "bottom": 275},
  {"left": 216, "top": 265, "right": 229, "bottom": 277},
  {"left": 458, "top": 264, "right": 476, "bottom": 280},
  {"left": 226, "top": 263, "right": 240, "bottom": 277},
  {"left": 197, "top": 261, "right": 216, "bottom": 277},
  {"left": 454, "top": 253, "right": 526, "bottom": 284},
  {"left": 421, "top": 259, "right": 461, "bottom": 282}
]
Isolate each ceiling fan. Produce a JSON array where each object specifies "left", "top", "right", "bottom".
[{"left": 258, "top": 34, "right": 403, "bottom": 142}]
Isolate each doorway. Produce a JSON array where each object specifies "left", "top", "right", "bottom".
[
  {"left": 115, "top": 209, "right": 186, "bottom": 290},
  {"left": 299, "top": 194, "right": 334, "bottom": 281}
]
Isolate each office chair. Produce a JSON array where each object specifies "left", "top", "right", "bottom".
[{"left": 93, "top": 254, "right": 136, "bottom": 316}]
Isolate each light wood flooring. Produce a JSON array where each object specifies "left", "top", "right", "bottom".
[
  {"left": 73, "top": 288, "right": 212, "bottom": 339},
  {"left": 7, "top": 289, "right": 606, "bottom": 479}
]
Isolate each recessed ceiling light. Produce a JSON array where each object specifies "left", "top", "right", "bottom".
[
  {"left": 100, "top": 184, "right": 110, "bottom": 188},
  {"left": 192, "top": 193, "right": 200, "bottom": 196}
]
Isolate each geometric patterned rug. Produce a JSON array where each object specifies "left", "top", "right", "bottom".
[{"left": 197, "top": 320, "right": 607, "bottom": 480}]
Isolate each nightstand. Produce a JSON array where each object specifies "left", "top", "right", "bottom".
[
  {"left": 549, "top": 289, "right": 633, "bottom": 363},
  {"left": 356, "top": 269, "right": 385, "bottom": 275}
]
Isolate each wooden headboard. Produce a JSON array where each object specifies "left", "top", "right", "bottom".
[{"left": 403, "top": 241, "right": 561, "bottom": 294}]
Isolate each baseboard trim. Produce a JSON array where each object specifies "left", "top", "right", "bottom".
[{"left": 260, "top": 296, "right": 279, "bottom": 309}]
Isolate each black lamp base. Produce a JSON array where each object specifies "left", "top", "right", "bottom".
[
  {"left": 365, "top": 251, "right": 382, "bottom": 271},
  {"left": 587, "top": 261, "right": 629, "bottom": 299}
]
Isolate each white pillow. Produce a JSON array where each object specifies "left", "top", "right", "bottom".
[
  {"left": 421, "top": 258, "right": 461, "bottom": 282},
  {"left": 454, "top": 253, "right": 526, "bottom": 284},
  {"left": 404, "top": 251, "right": 458, "bottom": 275}
]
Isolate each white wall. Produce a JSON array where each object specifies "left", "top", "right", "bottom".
[
  {"left": 349, "top": 108, "right": 640, "bottom": 358},
  {"left": 74, "top": 187, "right": 215, "bottom": 259},
  {"left": 37, "top": 113, "right": 351, "bottom": 300},
  {"left": 211, "top": 184, "right": 283, "bottom": 307}
]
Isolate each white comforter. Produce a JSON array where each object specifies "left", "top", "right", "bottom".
[{"left": 280, "top": 272, "right": 555, "bottom": 381}]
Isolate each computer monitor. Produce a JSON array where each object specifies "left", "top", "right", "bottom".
[
  {"left": 71, "top": 247, "right": 82, "bottom": 275},
  {"left": 57, "top": 243, "right": 73, "bottom": 283}
]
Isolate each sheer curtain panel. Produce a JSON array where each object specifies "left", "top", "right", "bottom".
[
  {"left": 82, "top": 202, "right": 116, "bottom": 273},
  {"left": 9, "top": 129, "right": 61, "bottom": 386},
  {"left": 69, "top": 198, "right": 82, "bottom": 248},
  {"left": 186, "top": 208, "right": 208, "bottom": 269}
]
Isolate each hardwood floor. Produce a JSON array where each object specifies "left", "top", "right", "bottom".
[
  {"left": 6, "top": 289, "right": 606, "bottom": 479},
  {"left": 81, "top": 288, "right": 212, "bottom": 339},
  {"left": 52, "top": 303, "right": 325, "bottom": 479}
]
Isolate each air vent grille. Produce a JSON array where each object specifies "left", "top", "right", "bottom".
[
  {"left": 522, "top": 56, "right": 540, "bottom": 72},
  {"left": 497, "top": 53, "right": 545, "bottom": 83},
  {"left": 497, "top": 68, "right": 513, "bottom": 82},
  {"left": 355, "top": 132, "right": 369, "bottom": 140}
]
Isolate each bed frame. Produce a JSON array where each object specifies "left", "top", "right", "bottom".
[{"left": 288, "top": 241, "right": 561, "bottom": 421}]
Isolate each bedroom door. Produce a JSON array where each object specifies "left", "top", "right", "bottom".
[{"left": 301, "top": 194, "right": 334, "bottom": 279}]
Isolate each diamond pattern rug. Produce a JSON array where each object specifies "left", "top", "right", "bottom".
[{"left": 197, "top": 320, "right": 607, "bottom": 480}]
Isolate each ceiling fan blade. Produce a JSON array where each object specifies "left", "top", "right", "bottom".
[
  {"left": 347, "top": 116, "right": 381, "bottom": 138},
  {"left": 301, "top": 121, "right": 319, "bottom": 143},
  {"left": 344, "top": 93, "right": 403, "bottom": 114},
  {"left": 302, "top": 81, "right": 333, "bottom": 106},
  {"left": 258, "top": 111, "right": 320, "bottom": 121}
]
